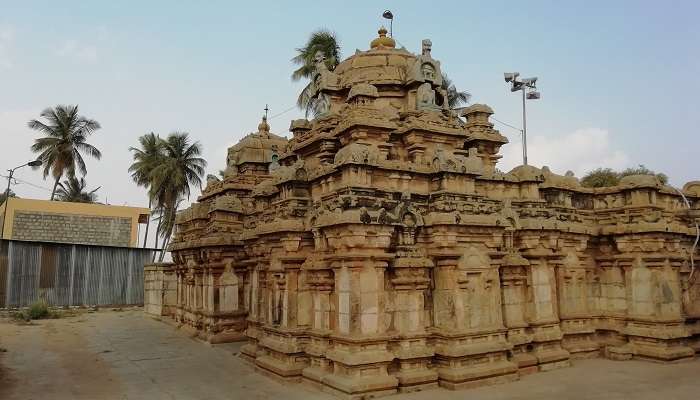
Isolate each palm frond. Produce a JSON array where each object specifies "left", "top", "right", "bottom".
[
  {"left": 27, "top": 105, "right": 102, "bottom": 197},
  {"left": 441, "top": 72, "right": 472, "bottom": 109}
]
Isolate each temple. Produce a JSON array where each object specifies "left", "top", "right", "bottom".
[{"left": 160, "top": 27, "right": 700, "bottom": 398}]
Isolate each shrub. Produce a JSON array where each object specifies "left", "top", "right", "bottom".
[
  {"left": 28, "top": 300, "right": 49, "bottom": 319},
  {"left": 581, "top": 165, "right": 669, "bottom": 188}
]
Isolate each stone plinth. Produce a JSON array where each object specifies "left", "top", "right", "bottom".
[{"left": 144, "top": 263, "right": 177, "bottom": 317}]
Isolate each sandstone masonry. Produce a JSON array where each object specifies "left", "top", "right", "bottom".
[{"left": 161, "top": 28, "right": 700, "bottom": 398}]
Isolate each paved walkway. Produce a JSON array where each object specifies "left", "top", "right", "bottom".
[{"left": 0, "top": 310, "right": 698, "bottom": 400}]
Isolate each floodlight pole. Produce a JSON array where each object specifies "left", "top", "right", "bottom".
[{"left": 504, "top": 72, "right": 539, "bottom": 166}]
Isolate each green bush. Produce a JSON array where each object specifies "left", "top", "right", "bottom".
[{"left": 27, "top": 300, "right": 49, "bottom": 319}]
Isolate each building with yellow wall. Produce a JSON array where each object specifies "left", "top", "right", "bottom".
[{"left": 0, "top": 198, "right": 149, "bottom": 248}]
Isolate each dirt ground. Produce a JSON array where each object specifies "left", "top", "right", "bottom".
[{"left": 1, "top": 309, "right": 699, "bottom": 400}]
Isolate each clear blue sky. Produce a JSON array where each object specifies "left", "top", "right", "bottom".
[{"left": 1, "top": 0, "right": 699, "bottom": 208}]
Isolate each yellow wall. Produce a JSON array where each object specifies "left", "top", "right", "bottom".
[{"left": 0, "top": 198, "right": 149, "bottom": 247}]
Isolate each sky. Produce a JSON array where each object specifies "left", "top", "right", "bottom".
[{"left": 1, "top": 1, "right": 699, "bottom": 212}]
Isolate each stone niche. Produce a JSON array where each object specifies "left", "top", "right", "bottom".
[{"left": 160, "top": 27, "right": 700, "bottom": 398}]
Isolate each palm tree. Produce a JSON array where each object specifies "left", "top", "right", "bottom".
[
  {"left": 129, "top": 133, "right": 164, "bottom": 248},
  {"left": 441, "top": 72, "right": 471, "bottom": 109},
  {"left": 149, "top": 132, "right": 206, "bottom": 261},
  {"left": 291, "top": 29, "right": 341, "bottom": 117},
  {"left": 27, "top": 105, "right": 101, "bottom": 200},
  {"left": 54, "top": 176, "right": 99, "bottom": 203}
]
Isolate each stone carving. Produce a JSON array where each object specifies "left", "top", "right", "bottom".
[
  {"left": 159, "top": 26, "right": 700, "bottom": 399},
  {"left": 314, "top": 92, "right": 331, "bottom": 115},
  {"left": 417, "top": 82, "right": 440, "bottom": 111},
  {"left": 407, "top": 38, "right": 443, "bottom": 87},
  {"left": 347, "top": 83, "right": 378, "bottom": 107},
  {"left": 422, "top": 39, "right": 432, "bottom": 57}
]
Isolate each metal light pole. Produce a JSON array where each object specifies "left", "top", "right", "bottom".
[
  {"left": 2, "top": 159, "right": 42, "bottom": 239},
  {"left": 504, "top": 72, "right": 540, "bottom": 165},
  {"left": 382, "top": 10, "right": 394, "bottom": 37}
]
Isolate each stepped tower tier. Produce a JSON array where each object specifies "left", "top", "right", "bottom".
[{"left": 165, "top": 26, "right": 700, "bottom": 398}]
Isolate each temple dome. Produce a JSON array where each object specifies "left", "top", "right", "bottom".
[
  {"left": 509, "top": 165, "right": 545, "bottom": 182},
  {"left": 618, "top": 174, "right": 661, "bottom": 188},
  {"left": 541, "top": 166, "right": 581, "bottom": 189},
  {"left": 227, "top": 116, "right": 287, "bottom": 167},
  {"left": 333, "top": 29, "right": 418, "bottom": 89}
]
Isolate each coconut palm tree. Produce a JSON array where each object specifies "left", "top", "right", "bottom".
[
  {"left": 54, "top": 176, "right": 100, "bottom": 203},
  {"left": 291, "top": 29, "right": 341, "bottom": 117},
  {"left": 441, "top": 72, "right": 471, "bottom": 109},
  {"left": 27, "top": 105, "right": 101, "bottom": 200},
  {"left": 149, "top": 132, "right": 206, "bottom": 261},
  {"left": 129, "top": 133, "right": 164, "bottom": 248}
]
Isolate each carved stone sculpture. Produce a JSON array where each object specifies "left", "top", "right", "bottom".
[{"left": 158, "top": 27, "right": 700, "bottom": 399}]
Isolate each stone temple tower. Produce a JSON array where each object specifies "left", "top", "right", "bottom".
[{"left": 166, "top": 27, "right": 700, "bottom": 398}]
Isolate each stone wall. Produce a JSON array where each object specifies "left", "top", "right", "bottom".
[
  {"left": 11, "top": 211, "right": 132, "bottom": 247},
  {"left": 144, "top": 263, "right": 177, "bottom": 317},
  {"left": 164, "top": 29, "right": 700, "bottom": 398}
]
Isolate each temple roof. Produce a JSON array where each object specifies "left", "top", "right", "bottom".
[{"left": 227, "top": 115, "right": 287, "bottom": 167}]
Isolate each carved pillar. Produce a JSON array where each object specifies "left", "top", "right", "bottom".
[
  {"left": 197, "top": 260, "right": 247, "bottom": 344},
  {"left": 432, "top": 247, "right": 517, "bottom": 390},
  {"left": 557, "top": 250, "right": 599, "bottom": 358},
  {"left": 323, "top": 254, "right": 398, "bottom": 398},
  {"left": 500, "top": 253, "right": 537, "bottom": 374},
  {"left": 619, "top": 252, "right": 694, "bottom": 361},
  {"left": 254, "top": 255, "right": 311, "bottom": 380},
  {"left": 389, "top": 249, "right": 438, "bottom": 392},
  {"left": 522, "top": 250, "right": 570, "bottom": 371},
  {"left": 241, "top": 264, "right": 263, "bottom": 362},
  {"left": 301, "top": 263, "right": 334, "bottom": 385}
]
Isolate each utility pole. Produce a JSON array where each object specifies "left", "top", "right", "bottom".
[{"left": 2, "top": 159, "right": 42, "bottom": 239}]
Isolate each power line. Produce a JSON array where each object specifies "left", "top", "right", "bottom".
[
  {"left": 491, "top": 117, "right": 522, "bottom": 133},
  {"left": 268, "top": 105, "right": 298, "bottom": 120},
  {"left": 0, "top": 175, "right": 53, "bottom": 192}
]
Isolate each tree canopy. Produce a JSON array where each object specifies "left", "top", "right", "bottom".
[
  {"left": 130, "top": 132, "right": 206, "bottom": 259},
  {"left": 291, "top": 29, "right": 341, "bottom": 117},
  {"left": 27, "top": 105, "right": 101, "bottom": 200},
  {"left": 54, "top": 176, "right": 99, "bottom": 203},
  {"left": 581, "top": 165, "right": 668, "bottom": 188}
]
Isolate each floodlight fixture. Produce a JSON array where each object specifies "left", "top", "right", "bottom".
[
  {"left": 504, "top": 72, "right": 520, "bottom": 82},
  {"left": 503, "top": 71, "right": 542, "bottom": 166},
  {"left": 382, "top": 10, "right": 394, "bottom": 37},
  {"left": 521, "top": 77, "right": 538, "bottom": 86}
]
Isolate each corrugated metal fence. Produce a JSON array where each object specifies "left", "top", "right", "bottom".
[{"left": 0, "top": 239, "right": 153, "bottom": 308}]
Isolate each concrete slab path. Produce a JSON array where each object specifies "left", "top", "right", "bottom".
[{"left": 1, "top": 309, "right": 698, "bottom": 400}]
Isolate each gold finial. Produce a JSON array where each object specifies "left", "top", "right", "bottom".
[
  {"left": 258, "top": 115, "right": 270, "bottom": 134},
  {"left": 370, "top": 26, "right": 395, "bottom": 49}
]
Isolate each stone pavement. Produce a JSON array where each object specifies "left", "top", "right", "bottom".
[{"left": 0, "top": 309, "right": 698, "bottom": 400}]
